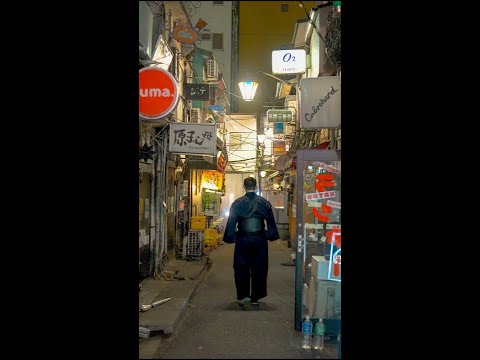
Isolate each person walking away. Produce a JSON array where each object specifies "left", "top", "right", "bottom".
[{"left": 223, "top": 177, "right": 280, "bottom": 308}]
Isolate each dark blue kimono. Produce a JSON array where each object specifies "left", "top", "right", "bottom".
[{"left": 223, "top": 191, "right": 280, "bottom": 302}]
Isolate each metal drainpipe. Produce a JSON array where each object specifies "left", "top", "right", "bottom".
[
  {"left": 154, "top": 139, "right": 161, "bottom": 274},
  {"left": 149, "top": 160, "right": 156, "bottom": 277},
  {"left": 295, "top": 74, "right": 301, "bottom": 149},
  {"left": 160, "top": 134, "right": 167, "bottom": 258},
  {"left": 154, "top": 132, "right": 167, "bottom": 273}
]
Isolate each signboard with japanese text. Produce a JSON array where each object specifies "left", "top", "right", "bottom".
[
  {"left": 184, "top": 83, "right": 210, "bottom": 100},
  {"left": 299, "top": 76, "right": 341, "bottom": 129},
  {"left": 272, "top": 49, "right": 306, "bottom": 74},
  {"left": 169, "top": 122, "right": 217, "bottom": 156},
  {"left": 267, "top": 109, "right": 293, "bottom": 123}
]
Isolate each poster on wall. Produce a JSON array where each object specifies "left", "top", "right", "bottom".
[{"left": 202, "top": 190, "right": 221, "bottom": 216}]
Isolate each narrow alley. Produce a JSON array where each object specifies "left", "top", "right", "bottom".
[{"left": 147, "top": 240, "right": 337, "bottom": 359}]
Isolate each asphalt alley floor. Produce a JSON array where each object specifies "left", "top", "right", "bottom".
[{"left": 147, "top": 240, "right": 338, "bottom": 359}]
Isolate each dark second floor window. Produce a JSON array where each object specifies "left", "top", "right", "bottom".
[{"left": 212, "top": 34, "right": 223, "bottom": 50}]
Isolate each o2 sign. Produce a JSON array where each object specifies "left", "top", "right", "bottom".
[{"left": 272, "top": 49, "right": 306, "bottom": 75}]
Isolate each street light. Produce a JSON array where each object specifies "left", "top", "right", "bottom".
[
  {"left": 238, "top": 68, "right": 291, "bottom": 102},
  {"left": 237, "top": 80, "right": 258, "bottom": 101}
]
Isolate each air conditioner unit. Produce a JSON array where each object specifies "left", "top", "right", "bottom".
[
  {"left": 190, "top": 108, "right": 202, "bottom": 123},
  {"left": 206, "top": 59, "right": 218, "bottom": 79}
]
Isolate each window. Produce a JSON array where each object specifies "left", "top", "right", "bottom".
[
  {"left": 213, "top": 1, "right": 224, "bottom": 4},
  {"left": 212, "top": 33, "right": 223, "bottom": 50},
  {"left": 201, "top": 33, "right": 211, "bottom": 40},
  {"left": 281, "top": 4, "right": 288, "bottom": 12}
]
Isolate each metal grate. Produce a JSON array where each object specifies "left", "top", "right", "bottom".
[{"left": 187, "top": 230, "right": 204, "bottom": 258}]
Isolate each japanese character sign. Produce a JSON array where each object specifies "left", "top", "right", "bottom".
[
  {"left": 169, "top": 122, "right": 217, "bottom": 156},
  {"left": 184, "top": 84, "right": 210, "bottom": 101}
]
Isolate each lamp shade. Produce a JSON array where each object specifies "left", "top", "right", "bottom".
[{"left": 238, "top": 81, "right": 258, "bottom": 101}]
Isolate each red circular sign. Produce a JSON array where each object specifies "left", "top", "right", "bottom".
[{"left": 139, "top": 67, "right": 179, "bottom": 119}]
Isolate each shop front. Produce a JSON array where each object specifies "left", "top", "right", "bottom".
[{"left": 294, "top": 149, "right": 341, "bottom": 341}]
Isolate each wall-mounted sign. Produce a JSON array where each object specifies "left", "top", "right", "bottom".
[
  {"left": 267, "top": 109, "right": 293, "bottom": 122},
  {"left": 184, "top": 83, "right": 210, "bottom": 100},
  {"left": 173, "top": 26, "right": 198, "bottom": 44},
  {"left": 299, "top": 76, "right": 341, "bottom": 129},
  {"left": 273, "top": 122, "right": 285, "bottom": 134},
  {"left": 195, "top": 18, "right": 208, "bottom": 31},
  {"left": 169, "top": 122, "right": 217, "bottom": 156},
  {"left": 272, "top": 49, "right": 306, "bottom": 74},
  {"left": 139, "top": 67, "right": 179, "bottom": 120},
  {"left": 202, "top": 190, "right": 221, "bottom": 216},
  {"left": 272, "top": 140, "right": 286, "bottom": 155}
]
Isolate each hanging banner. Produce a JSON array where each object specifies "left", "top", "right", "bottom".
[
  {"left": 169, "top": 122, "right": 217, "bottom": 156},
  {"left": 217, "top": 151, "right": 226, "bottom": 173}
]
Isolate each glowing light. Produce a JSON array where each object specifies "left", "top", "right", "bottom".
[{"left": 238, "top": 81, "right": 258, "bottom": 101}]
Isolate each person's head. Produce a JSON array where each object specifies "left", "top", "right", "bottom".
[{"left": 244, "top": 177, "right": 257, "bottom": 191}]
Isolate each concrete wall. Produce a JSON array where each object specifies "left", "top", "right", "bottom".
[{"left": 189, "top": 1, "right": 233, "bottom": 109}]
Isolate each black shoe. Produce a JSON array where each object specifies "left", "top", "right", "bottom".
[{"left": 238, "top": 297, "right": 251, "bottom": 309}]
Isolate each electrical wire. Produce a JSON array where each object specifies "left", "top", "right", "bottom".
[{"left": 224, "top": 116, "right": 257, "bottom": 132}]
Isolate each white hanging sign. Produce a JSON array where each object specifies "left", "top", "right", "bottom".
[
  {"left": 169, "top": 122, "right": 217, "bottom": 156},
  {"left": 300, "top": 76, "right": 341, "bottom": 129},
  {"left": 272, "top": 49, "right": 306, "bottom": 74}
]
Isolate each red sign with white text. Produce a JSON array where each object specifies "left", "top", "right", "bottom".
[{"left": 139, "top": 67, "right": 179, "bottom": 119}]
